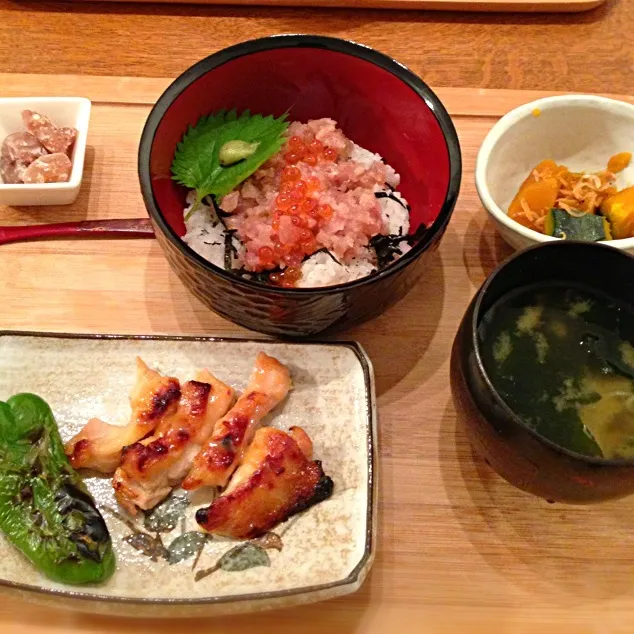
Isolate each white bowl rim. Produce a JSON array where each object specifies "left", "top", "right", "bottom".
[{"left": 475, "top": 94, "right": 634, "bottom": 249}]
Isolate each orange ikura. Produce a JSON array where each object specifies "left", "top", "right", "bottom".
[{"left": 254, "top": 137, "right": 340, "bottom": 285}]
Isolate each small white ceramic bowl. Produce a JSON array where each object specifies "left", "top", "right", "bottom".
[
  {"left": 475, "top": 95, "right": 634, "bottom": 253},
  {"left": 0, "top": 97, "right": 91, "bottom": 206}
]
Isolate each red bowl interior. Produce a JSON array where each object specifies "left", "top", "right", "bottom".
[{"left": 149, "top": 46, "right": 451, "bottom": 238}]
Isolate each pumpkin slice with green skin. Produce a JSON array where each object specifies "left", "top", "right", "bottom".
[{"left": 544, "top": 208, "right": 612, "bottom": 242}]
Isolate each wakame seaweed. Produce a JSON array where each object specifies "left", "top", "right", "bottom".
[
  {"left": 479, "top": 283, "right": 634, "bottom": 459},
  {"left": 0, "top": 394, "right": 115, "bottom": 584}
]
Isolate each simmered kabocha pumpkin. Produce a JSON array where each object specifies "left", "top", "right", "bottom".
[
  {"left": 508, "top": 177, "right": 559, "bottom": 229},
  {"left": 508, "top": 153, "right": 632, "bottom": 238},
  {"left": 544, "top": 208, "right": 611, "bottom": 241},
  {"left": 600, "top": 186, "right": 634, "bottom": 239},
  {"left": 607, "top": 152, "right": 632, "bottom": 174}
]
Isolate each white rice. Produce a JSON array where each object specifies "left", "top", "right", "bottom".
[
  {"left": 182, "top": 192, "right": 244, "bottom": 270},
  {"left": 296, "top": 249, "right": 377, "bottom": 288},
  {"left": 351, "top": 145, "right": 400, "bottom": 188},
  {"left": 379, "top": 189, "right": 410, "bottom": 236},
  {"left": 182, "top": 143, "right": 411, "bottom": 287}
]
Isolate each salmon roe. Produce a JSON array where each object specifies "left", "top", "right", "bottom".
[
  {"left": 269, "top": 267, "right": 303, "bottom": 288},
  {"left": 256, "top": 135, "right": 340, "bottom": 285}
]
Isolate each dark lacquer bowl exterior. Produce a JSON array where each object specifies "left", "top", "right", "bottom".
[
  {"left": 138, "top": 35, "right": 461, "bottom": 337},
  {"left": 451, "top": 241, "right": 634, "bottom": 503}
]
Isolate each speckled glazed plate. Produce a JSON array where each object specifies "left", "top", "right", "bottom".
[{"left": 0, "top": 332, "right": 376, "bottom": 617}]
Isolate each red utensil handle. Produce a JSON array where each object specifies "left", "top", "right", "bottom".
[{"left": 0, "top": 218, "right": 155, "bottom": 245}]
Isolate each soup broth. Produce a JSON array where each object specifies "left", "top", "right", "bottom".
[{"left": 479, "top": 283, "right": 634, "bottom": 459}]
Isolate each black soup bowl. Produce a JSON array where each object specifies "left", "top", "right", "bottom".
[
  {"left": 138, "top": 35, "right": 461, "bottom": 337},
  {"left": 451, "top": 241, "right": 634, "bottom": 503}
]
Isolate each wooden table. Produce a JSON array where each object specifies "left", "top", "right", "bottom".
[
  {"left": 2, "top": 2, "right": 634, "bottom": 633},
  {"left": 0, "top": 0, "right": 633, "bottom": 94}
]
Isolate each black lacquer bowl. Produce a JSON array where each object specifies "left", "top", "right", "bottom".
[
  {"left": 138, "top": 35, "right": 461, "bottom": 337},
  {"left": 451, "top": 241, "right": 634, "bottom": 503}
]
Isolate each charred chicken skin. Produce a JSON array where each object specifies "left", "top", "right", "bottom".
[
  {"left": 195, "top": 426, "right": 334, "bottom": 539},
  {"left": 113, "top": 371, "right": 235, "bottom": 514},
  {"left": 64, "top": 358, "right": 180, "bottom": 474},
  {"left": 182, "top": 353, "right": 291, "bottom": 491}
]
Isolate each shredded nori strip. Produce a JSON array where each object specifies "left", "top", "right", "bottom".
[
  {"left": 370, "top": 221, "right": 431, "bottom": 269},
  {"left": 229, "top": 265, "right": 281, "bottom": 285},
  {"left": 208, "top": 195, "right": 232, "bottom": 219},
  {"left": 309, "top": 248, "right": 341, "bottom": 265},
  {"left": 224, "top": 230, "right": 239, "bottom": 271},
  {"left": 370, "top": 234, "right": 408, "bottom": 268},
  {"left": 408, "top": 222, "right": 430, "bottom": 243},
  {"left": 246, "top": 269, "right": 279, "bottom": 284},
  {"left": 370, "top": 187, "right": 421, "bottom": 268},
  {"left": 206, "top": 195, "right": 239, "bottom": 270},
  {"left": 374, "top": 190, "right": 411, "bottom": 211},
  {"left": 230, "top": 249, "right": 341, "bottom": 286}
]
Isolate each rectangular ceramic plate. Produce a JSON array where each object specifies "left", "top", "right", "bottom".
[{"left": 0, "top": 332, "right": 376, "bottom": 617}]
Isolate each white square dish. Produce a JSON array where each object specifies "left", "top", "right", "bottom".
[
  {"left": 0, "top": 97, "right": 91, "bottom": 206},
  {"left": 0, "top": 332, "right": 376, "bottom": 617}
]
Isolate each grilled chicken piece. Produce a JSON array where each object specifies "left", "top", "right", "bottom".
[
  {"left": 112, "top": 371, "right": 234, "bottom": 514},
  {"left": 182, "top": 353, "right": 291, "bottom": 491},
  {"left": 64, "top": 358, "right": 180, "bottom": 474},
  {"left": 195, "top": 426, "right": 333, "bottom": 539}
]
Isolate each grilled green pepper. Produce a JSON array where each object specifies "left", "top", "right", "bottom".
[{"left": 0, "top": 394, "right": 115, "bottom": 584}]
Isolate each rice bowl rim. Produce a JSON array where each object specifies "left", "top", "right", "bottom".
[{"left": 139, "top": 34, "right": 462, "bottom": 294}]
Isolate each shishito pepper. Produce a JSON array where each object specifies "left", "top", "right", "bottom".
[{"left": 0, "top": 394, "right": 115, "bottom": 584}]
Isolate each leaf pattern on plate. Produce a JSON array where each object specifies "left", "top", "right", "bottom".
[
  {"left": 195, "top": 543, "right": 271, "bottom": 582},
  {"left": 219, "top": 543, "right": 271, "bottom": 571},
  {"left": 124, "top": 533, "right": 169, "bottom": 562},
  {"left": 251, "top": 532, "right": 283, "bottom": 551},
  {"left": 143, "top": 492, "right": 189, "bottom": 533},
  {"left": 166, "top": 532, "right": 208, "bottom": 565}
]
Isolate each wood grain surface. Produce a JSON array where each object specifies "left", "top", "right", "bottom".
[
  {"left": 0, "top": 0, "right": 633, "bottom": 94},
  {"left": 1, "top": 74, "right": 634, "bottom": 632},
  {"left": 87, "top": 0, "right": 608, "bottom": 15}
]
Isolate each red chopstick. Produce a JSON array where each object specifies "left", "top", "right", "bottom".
[{"left": 0, "top": 218, "right": 155, "bottom": 245}]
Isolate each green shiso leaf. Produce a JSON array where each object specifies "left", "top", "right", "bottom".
[{"left": 171, "top": 109, "right": 289, "bottom": 211}]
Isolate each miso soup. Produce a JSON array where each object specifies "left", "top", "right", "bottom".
[{"left": 479, "top": 283, "right": 634, "bottom": 459}]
